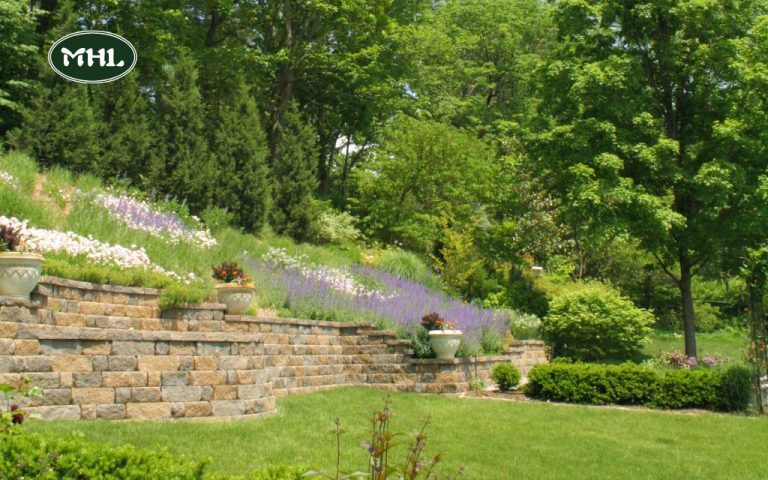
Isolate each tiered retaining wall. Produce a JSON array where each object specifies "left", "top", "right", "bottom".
[{"left": 0, "top": 276, "right": 547, "bottom": 420}]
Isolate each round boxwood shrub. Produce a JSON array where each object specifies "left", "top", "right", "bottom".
[
  {"left": 542, "top": 282, "right": 653, "bottom": 361},
  {"left": 491, "top": 363, "right": 521, "bottom": 391}
]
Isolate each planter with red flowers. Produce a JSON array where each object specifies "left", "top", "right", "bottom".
[
  {"left": 421, "top": 312, "right": 462, "bottom": 359},
  {"left": 0, "top": 225, "right": 43, "bottom": 300},
  {"left": 212, "top": 262, "right": 256, "bottom": 315}
]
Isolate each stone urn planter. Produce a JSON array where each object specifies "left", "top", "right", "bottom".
[
  {"left": 428, "top": 330, "right": 463, "bottom": 359},
  {"left": 215, "top": 283, "right": 256, "bottom": 315},
  {"left": 0, "top": 252, "right": 44, "bottom": 300}
]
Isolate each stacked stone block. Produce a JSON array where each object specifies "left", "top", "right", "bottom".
[{"left": 0, "top": 276, "right": 548, "bottom": 420}]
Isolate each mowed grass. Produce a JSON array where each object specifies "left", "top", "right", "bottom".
[
  {"left": 29, "top": 388, "right": 766, "bottom": 480},
  {"left": 645, "top": 329, "right": 750, "bottom": 362}
]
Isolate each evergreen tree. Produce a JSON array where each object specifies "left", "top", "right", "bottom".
[
  {"left": 212, "top": 82, "right": 271, "bottom": 233},
  {"left": 9, "top": 82, "right": 101, "bottom": 171},
  {"left": 151, "top": 52, "right": 216, "bottom": 214},
  {"left": 269, "top": 102, "right": 319, "bottom": 241},
  {"left": 96, "top": 73, "right": 161, "bottom": 182}
]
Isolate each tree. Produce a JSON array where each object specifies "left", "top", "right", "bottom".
[
  {"left": 95, "top": 72, "right": 160, "bottom": 181},
  {"left": 211, "top": 82, "right": 271, "bottom": 233},
  {"left": 151, "top": 52, "right": 216, "bottom": 214},
  {"left": 403, "top": 0, "right": 553, "bottom": 139},
  {"left": 533, "top": 0, "right": 768, "bottom": 356},
  {"left": 269, "top": 102, "right": 319, "bottom": 241},
  {"left": 0, "top": 0, "right": 39, "bottom": 138},
  {"left": 9, "top": 81, "right": 102, "bottom": 171},
  {"left": 353, "top": 115, "right": 494, "bottom": 253}
]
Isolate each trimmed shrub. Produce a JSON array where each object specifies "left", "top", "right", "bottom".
[
  {"left": 524, "top": 363, "right": 655, "bottom": 405},
  {"left": 491, "top": 363, "right": 522, "bottom": 391},
  {"left": 0, "top": 433, "right": 208, "bottom": 479},
  {"left": 524, "top": 363, "right": 751, "bottom": 412},
  {"left": 542, "top": 283, "right": 653, "bottom": 361},
  {"left": 648, "top": 369, "right": 719, "bottom": 410},
  {"left": 716, "top": 365, "right": 754, "bottom": 412}
]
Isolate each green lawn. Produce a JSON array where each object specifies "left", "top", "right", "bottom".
[
  {"left": 29, "top": 388, "right": 766, "bottom": 480},
  {"left": 645, "top": 329, "right": 750, "bottom": 362}
]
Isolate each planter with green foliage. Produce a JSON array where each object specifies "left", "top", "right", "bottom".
[
  {"left": 421, "top": 312, "right": 462, "bottom": 359},
  {"left": 212, "top": 262, "right": 255, "bottom": 315},
  {"left": 0, "top": 225, "right": 43, "bottom": 300}
]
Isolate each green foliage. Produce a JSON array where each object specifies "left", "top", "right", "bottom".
[
  {"left": 491, "top": 363, "right": 521, "bottom": 392},
  {"left": 314, "top": 207, "right": 361, "bottom": 245},
  {"left": 370, "top": 248, "right": 437, "bottom": 287},
  {"left": 307, "top": 396, "right": 460, "bottom": 480},
  {"left": 42, "top": 255, "right": 174, "bottom": 289},
  {"left": 715, "top": 365, "right": 754, "bottom": 413},
  {"left": 96, "top": 72, "right": 161, "bottom": 180},
  {"left": 269, "top": 103, "right": 319, "bottom": 242},
  {"left": 525, "top": 363, "right": 750, "bottom": 412},
  {"left": 542, "top": 282, "right": 654, "bottom": 361},
  {"left": 410, "top": 327, "right": 434, "bottom": 359},
  {"left": 353, "top": 115, "right": 493, "bottom": 253},
  {"left": 506, "top": 310, "right": 542, "bottom": 340},
  {"left": 10, "top": 83, "right": 102, "bottom": 172},
  {"left": 150, "top": 52, "right": 216, "bottom": 215},
  {"left": 159, "top": 283, "right": 212, "bottom": 311},
  {"left": 211, "top": 81, "right": 271, "bottom": 234},
  {"left": 468, "top": 377, "right": 485, "bottom": 392},
  {"left": 648, "top": 369, "right": 720, "bottom": 410},
  {"left": 0, "top": 433, "right": 208, "bottom": 479},
  {"left": 0, "top": 0, "right": 38, "bottom": 136}
]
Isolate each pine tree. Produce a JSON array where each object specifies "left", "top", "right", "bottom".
[
  {"left": 151, "top": 52, "right": 216, "bottom": 214},
  {"left": 269, "top": 102, "right": 319, "bottom": 241},
  {"left": 94, "top": 73, "right": 161, "bottom": 182},
  {"left": 9, "top": 82, "right": 102, "bottom": 171},
  {"left": 211, "top": 82, "right": 271, "bottom": 233}
]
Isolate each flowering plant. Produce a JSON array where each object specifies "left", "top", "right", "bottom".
[
  {"left": 83, "top": 190, "right": 217, "bottom": 249},
  {"left": 1, "top": 376, "right": 42, "bottom": 434},
  {"left": 212, "top": 262, "right": 252, "bottom": 286},
  {"left": 421, "top": 312, "right": 457, "bottom": 331},
  {"left": 0, "top": 225, "right": 23, "bottom": 252}
]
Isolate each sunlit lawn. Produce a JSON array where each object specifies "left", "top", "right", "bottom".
[
  {"left": 29, "top": 388, "right": 766, "bottom": 480},
  {"left": 645, "top": 329, "right": 750, "bottom": 362}
]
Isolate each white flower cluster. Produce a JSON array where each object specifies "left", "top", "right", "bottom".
[
  {"left": 0, "top": 171, "right": 18, "bottom": 188},
  {"left": 90, "top": 192, "right": 217, "bottom": 249},
  {"left": 0, "top": 216, "right": 189, "bottom": 281},
  {"left": 262, "top": 247, "right": 390, "bottom": 299}
]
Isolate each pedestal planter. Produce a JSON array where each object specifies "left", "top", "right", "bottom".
[
  {"left": 0, "top": 252, "right": 44, "bottom": 300},
  {"left": 215, "top": 284, "right": 256, "bottom": 315},
  {"left": 428, "top": 330, "right": 462, "bottom": 359}
]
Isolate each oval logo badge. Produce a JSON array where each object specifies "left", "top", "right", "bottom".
[{"left": 48, "top": 31, "right": 137, "bottom": 84}]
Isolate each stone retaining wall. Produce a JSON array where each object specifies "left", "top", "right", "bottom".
[{"left": 0, "top": 276, "right": 548, "bottom": 420}]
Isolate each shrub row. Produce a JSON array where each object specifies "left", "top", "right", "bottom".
[
  {"left": 524, "top": 363, "right": 753, "bottom": 412},
  {"left": 0, "top": 433, "right": 308, "bottom": 480}
]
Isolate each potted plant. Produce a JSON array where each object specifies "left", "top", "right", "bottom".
[
  {"left": 212, "top": 262, "right": 255, "bottom": 315},
  {"left": 421, "top": 312, "right": 462, "bottom": 359},
  {"left": 0, "top": 225, "right": 43, "bottom": 300}
]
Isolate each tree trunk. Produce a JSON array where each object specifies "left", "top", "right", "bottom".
[{"left": 679, "top": 251, "right": 697, "bottom": 357}]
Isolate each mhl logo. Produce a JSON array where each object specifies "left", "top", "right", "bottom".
[{"left": 48, "top": 31, "right": 137, "bottom": 84}]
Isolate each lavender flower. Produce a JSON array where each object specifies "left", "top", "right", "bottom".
[
  {"left": 90, "top": 191, "right": 216, "bottom": 248},
  {"left": 248, "top": 250, "right": 507, "bottom": 350}
]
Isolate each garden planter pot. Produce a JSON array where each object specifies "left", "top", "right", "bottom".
[
  {"left": 215, "top": 284, "right": 256, "bottom": 315},
  {"left": 428, "top": 330, "right": 462, "bottom": 359},
  {"left": 0, "top": 252, "right": 44, "bottom": 300}
]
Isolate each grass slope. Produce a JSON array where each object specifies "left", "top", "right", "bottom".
[{"left": 29, "top": 388, "right": 766, "bottom": 480}]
